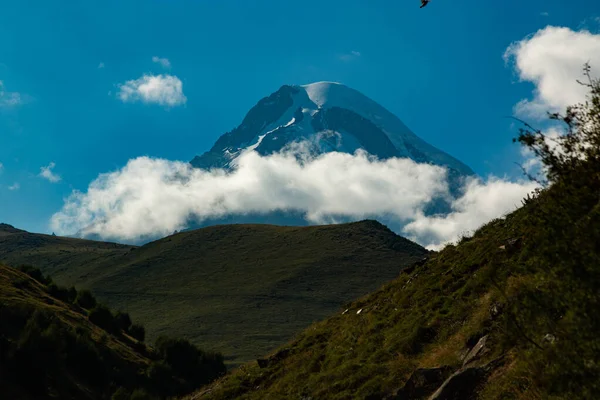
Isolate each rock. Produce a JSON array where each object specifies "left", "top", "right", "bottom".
[
  {"left": 462, "top": 335, "right": 489, "bottom": 366},
  {"left": 543, "top": 333, "right": 557, "bottom": 344},
  {"left": 392, "top": 367, "right": 453, "bottom": 399},
  {"left": 489, "top": 302, "right": 503, "bottom": 320},
  {"left": 428, "top": 367, "right": 486, "bottom": 400}
]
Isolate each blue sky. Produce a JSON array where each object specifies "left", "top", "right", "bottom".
[{"left": 0, "top": 0, "right": 598, "bottom": 236}]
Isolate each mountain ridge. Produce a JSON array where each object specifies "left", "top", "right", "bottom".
[
  {"left": 0, "top": 219, "right": 428, "bottom": 365},
  {"left": 191, "top": 82, "right": 473, "bottom": 176}
]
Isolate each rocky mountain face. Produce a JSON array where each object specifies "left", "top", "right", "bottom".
[{"left": 191, "top": 82, "right": 473, "bottom": 178}]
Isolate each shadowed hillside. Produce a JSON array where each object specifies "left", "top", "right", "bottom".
[
  {"left": 0, "top": 220, "right": 427, "bottom": 365},
  {"left": 0, "top": 263, "right": 225, "bottom": 399}
]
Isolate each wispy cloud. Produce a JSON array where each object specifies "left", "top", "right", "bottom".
[
  {"left": 0, "top": 81, "right": 23, "bottom": 107},
  {"left": 39, "top": 162, "right": 61, "bottom": 183},
  {"left": 540, "top": 11, "right": 549, "bottom": 17},
  {"left": 8, "top": 183, "right": 20, "bottom": 191},
  {"left": 339, "top": 50, "right": 361, "bottom": 62},
  {"left": 98, "top": 62, "right": 105, "bottom": 69},
  {"left": 51, "top": 147, "right": 536, "bottom": 249},
  {"left": 504, "top": 26, "right": 600, "bottom": 119},
  {"left": 152, "top": 56, "right": 171, "bottom": 69},
  {"left": 0, "top": 162, "right": 3, "bottom": 172},
  {"left": 117, "top": 74, "right": 187, "bottom": 107}
]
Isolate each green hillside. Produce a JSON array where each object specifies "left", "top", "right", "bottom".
[
  {"left": 185, "top": 72, "right": 600, "bottom": 399},
  {"left": 0, "top": 220, "right": 427, "bottom": 366},
  {"left": 0, "top": 263, "right": 226, "bottom": 399}
]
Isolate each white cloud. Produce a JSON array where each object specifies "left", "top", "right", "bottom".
[
  {"left": 98, "top": 62, "right": 105, "bottom": 69},
  {"left": 339, "top": 50, "right": 361, "bottom": 62},
  {"left": 504, "top": 26, "right": 600, "bottom": 119},
  {"left": 404, "top": 178, "right": 538, "bottom": 249},
  {"left": 117, "top": 74, "right": 186, "bottom": 107},
  {"left": 0, "top": 162, "right": 3, "bottom": 172},
  {"left": 8, "top": 183, "right": 20, "bottom": 191},
  {"left": 540, "top": 11, "right": 549, "bottom": 17},
  {"left": 39, "top": 162, "right": 61, "bottom": 183},
  {"left": 152, "top": 56, "right": 171, "bottom": 69},
  {"left": 0, "top": 80, "right": 22, "bottom": 107},
  {"left": 50, "top": 148, "right": 537, "bottom": 249}
]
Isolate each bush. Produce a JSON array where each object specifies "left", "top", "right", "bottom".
[
  {"left": 75, "top": 289, "right": 97, "bottom": 310},
  {"left": 154, "top": 336, "right": 226, "bottom": 393},
  {"left": 17, "top": 265, "right": 50, "bottom": 285},
  {"left": 130, "top": 388, "right": 157, "bottom": 400},
  {"left": 111, "top": 387, "right": 130, "bottom": 400},
  {"left": 89, "top": 304, "right": 116, "bottom": 333},
  {"left": 115, "top": 311, "right": 132, "bottom": 332},
  {"left": 48, "top": 283, "right": 77, "bottom": 304},
  {"left": 129, "top": 324, "right": 146, "bottom": 342}
]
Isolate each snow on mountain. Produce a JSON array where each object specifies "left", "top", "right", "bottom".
[{"left": 190, "top": 82, "right": 474, "bottom": 178}]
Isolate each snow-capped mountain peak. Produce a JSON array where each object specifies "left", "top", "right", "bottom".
[{"left": 190, "top": 83, "right": 474, "bottom": 178}]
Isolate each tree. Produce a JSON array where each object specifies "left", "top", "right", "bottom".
[
  {"left": 129, "top": 324, "right": 146, "bottom": 342},
  {"left": 88, "top": 304, "right": 116, "bottom": 332},
  {"left": 114, "top": 311, "right": 132, "bottom": 333},
  {"left": 75, "top": 290, "right": 97, "bottom": 310}
]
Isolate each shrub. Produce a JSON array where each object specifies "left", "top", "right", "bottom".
[
  {"left": 89, "top": 304, "right": 116, "bottom": 332},
  {"left": 115, "top": 311, "right": 132, "bottom": 332},
  {"left": 48, "top": 283, "right": 77, "bottom": 304},
  {"left": 129, "top": 324, "right": 146, "bottom": 342},
  {"left": 75, "top": 289, "right": 97, "bottom": 309},
  {"left": 154, "top": 336, "right": 226, "bottom": 392},
  {"left": 17, "top": 265, "right": 50, "bottom": 285}
]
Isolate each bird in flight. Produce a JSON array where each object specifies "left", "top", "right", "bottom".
[{"left": 420, "top": 0, "right": 430, "bottom": 8}]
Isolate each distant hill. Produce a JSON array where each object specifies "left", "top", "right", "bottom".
[{"left": 0, "top": 220, "right": 427, "bottom": 365}]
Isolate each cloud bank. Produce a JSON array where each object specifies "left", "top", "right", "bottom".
[
  {"left": 504, "top": 26, "right": 600, "bottom": 119},
  {"left": 152, "top": 56, "right": 171, "bottom": 69},
  {"left": 51, "top": 148, "right": 536, "bottom": 249},
  {"left": 39, "top": 162, "right": 61, "bottom": 183},
  {"left": 117, "top": 74, "right": 186, "bottom": 107}
]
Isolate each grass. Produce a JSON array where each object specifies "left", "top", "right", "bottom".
[
  {"left": 184, "top": 171, "right": 600, "bottom": 399},
  {"left": 0, "top": 220, "right": 427, "bottom": 366},
  {"left": 0, "top": 262, "right": 152, "bottom": 399}
]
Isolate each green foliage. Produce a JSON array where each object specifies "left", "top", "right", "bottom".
[
  {"left": 1, "top": 264, "right": 225, "bottom": 399},
  {"left": 130, "top": 388, "right": 158, "bottom": 400},
  {"left": 76, "top": 289, "right": 97, "bottom": 309},
  {"left": 17, "top": 265, "right": 51, "bottom": 285},
  {"left": 111, "top": 387, "right": 131, "bottom": 400},
  {"left": 153, "top": 336, "right": 227, "bottom": 396},
  {"left": 130, "top": 323, "right": 146, "bottom": 342},
  {"left": 115, "top": 311, "right": 133, "bottom": 332},
  {"left": 89, "top": 304, "right": 117, "bottom": 333},
  {"left": 48, "top": 282, "right": 77, "bottom": 303}
]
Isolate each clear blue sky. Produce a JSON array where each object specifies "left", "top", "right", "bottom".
[{"left": 0, "top": 0, "right": 597, "bottom": 234}]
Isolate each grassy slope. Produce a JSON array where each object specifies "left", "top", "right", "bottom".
[
  {"left": 0, "top": 263, "right": 151, "bottom": 399},
  {"left": 187, "top": 178, "right": 600, "bottom": 399},
  {"left": 0, "top": 223, "right": 134, "bottom": 285},
  {"left": 0, "top": 220, "right": 427, "bottom": 365}
]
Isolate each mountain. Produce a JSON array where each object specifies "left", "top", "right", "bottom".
[
  {"left": 191, "top": 82, "right": 473, "bottom": 177},
  {"left": 0, "top": 220, "right": 428, "bottom": 366}
]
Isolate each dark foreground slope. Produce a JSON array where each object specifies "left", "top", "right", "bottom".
[
  {"left": 0, "top": 263, "right": 226, "bottom": 399},
  {"left": 0, "top": 221, "right": 427, "bottom": 365}
]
